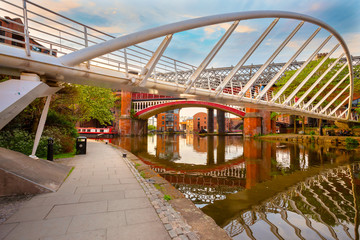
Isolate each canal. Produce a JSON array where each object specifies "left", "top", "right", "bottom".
[{"left": 112, "top": 134, "right": 360, "bottom": 239}]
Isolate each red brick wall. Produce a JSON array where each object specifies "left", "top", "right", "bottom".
[
  {"left": 193, "top": 112, "right": 207, "bottom": 132},
  {"left": 157, "top": 113, "right": 166, "bottom": 131},
  {"left": 121, "top": 91, "right": 132, "bottom": 116}
]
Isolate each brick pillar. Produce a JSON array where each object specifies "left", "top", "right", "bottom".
[
  {"left": 207, "top": 108, "right": 214, "bottom": 133},
  {"left": 261, "top": 110, "right": 274, "bottom": 134},
  {"left": 119, "top": 91, "right": 132, "bottom": 136},
  {"left": 244, "top": 139, "right": 271, "bottom": 189},
  {"left": 207, "top": 136, "right": 214, "bottom": 165},
  {"left": 244, "top": 108, "right": 274, "bottom": 137},
  {"left": 216, "top": 135, "right": 225, "bottom": 164},
  {"left": 217, "top": 110, "right": 225, "bottom": 134},
  {"left": 244, "top": 108, "right": 262, "bottom": 137}
]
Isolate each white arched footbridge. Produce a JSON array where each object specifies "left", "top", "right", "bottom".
[{"left": 0, "top": 0, "right": 357, "bottom": 132}]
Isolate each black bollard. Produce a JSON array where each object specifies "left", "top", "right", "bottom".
[{"left": 47, "top": 137, "right": 54, "bottom": 161}]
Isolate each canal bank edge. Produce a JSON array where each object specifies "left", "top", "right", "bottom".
[
  {"left": 110, "top": 143, "right": 231, "bottom": 240},
  {"left": 259, "top": 134, "right": 360, "bottom": 149}
]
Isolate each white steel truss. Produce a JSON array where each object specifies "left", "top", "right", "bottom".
[{"left": 0, "top": 0, "right": 356, "bottom": 123}]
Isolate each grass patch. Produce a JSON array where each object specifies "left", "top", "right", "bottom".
[
  {"left": 39, "top": 150, "right": 75, "bottom": 160},
  {"left": 163, "top": 194, "right": 172, "bottom": 201},
  {"left": 64, "top": 167, "right": 75, "bottom": 181},
  {"left": 53, "top": 151, "right": 76, "bottom": 159},
  {"left": 154, "top": 183, "right": 164, "bottom": 191},
  {"left": 135, "top": 163, "right": 141, "bottom": 168},
  {"left": 140, "top": 171, "right": 146, "bottom": 178}
]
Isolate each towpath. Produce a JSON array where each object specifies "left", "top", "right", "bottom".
[{"left": 0, "top": 140, "right": 172, "bottom": 240}]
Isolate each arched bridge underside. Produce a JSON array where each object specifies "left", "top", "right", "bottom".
[
  {"left": 135, "top": 101, "right": 246, "bottom": 119},
  {"left": 0, "top": 1, "right": 356, "bottom": 125}
]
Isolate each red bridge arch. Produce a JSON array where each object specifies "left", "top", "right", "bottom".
[{"left": 134, "top": 100, "right": 246, "bottom": 119}]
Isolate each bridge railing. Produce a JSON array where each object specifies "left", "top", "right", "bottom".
[{"left": 0, "top": 0, "right": 194, "bottom": 74}]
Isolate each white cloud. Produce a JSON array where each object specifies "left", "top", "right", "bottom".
[
  {"left": 95, "top": 25, "right": 125, "bottom": 34},
  {"left": 35, "top": 0, "right": 81, "bottom": 12},
  {"left": 287, "top": 41, "right": 300, "bottom": 49},
  {"left": 309, "top": 2, "right": 322, "bottom": 12},
  {"left": 204, "top": 23, "right": 256, "bottom": 37},
  {"left": 343, "top": 33, "right": 360, "bottom": 56}
]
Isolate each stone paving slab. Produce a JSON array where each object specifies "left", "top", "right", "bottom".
[{"left": 0, "top": 140, "right": 171, "bottom": 240}]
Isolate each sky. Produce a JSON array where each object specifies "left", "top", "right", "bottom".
[{"left": 8, "top": 0, "right": 360, "bottom": 117}]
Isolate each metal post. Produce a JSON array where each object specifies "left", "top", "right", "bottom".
[
  {"left": 174, "top": 60, "right": 178, "bottom": 85},
  {"left": 84, "top": 26, "right": 90, "bottom": 68},
  {"left": 124, "top": 48, "right": 129, "bottom": 76},
  {"left": 50, "top": 43, "right": 53, "bottom": 56},
  {"left": 30, "top": 95, "right": 52, "bottom": 158},
  {"left": 47, "top": 137, "right": 54, "bottom": 161},
  {"left": 22, "top": 0, "right": 31, "bottom": 56}
]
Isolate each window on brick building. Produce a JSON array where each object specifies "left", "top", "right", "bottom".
[
  {"left": 0, "top": 22, "right": 4, "bottom": 43},
  {"left": 32, "top": 46, "right": 41, "bottom": 52},
  {"left": 11, "top": 33, "right": 24, "bottom": 47}
]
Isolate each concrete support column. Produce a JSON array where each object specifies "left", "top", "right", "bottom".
[
  {"left": 207, "top": 108, "right": 214, "bottom": 133},
  {"left": 30, "top": 95, "right": 52, "bottom": 158},
  {"left": 217, "top": 109, "right": 225, "bottom": 134}
]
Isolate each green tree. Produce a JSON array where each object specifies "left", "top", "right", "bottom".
[
  {"left": 76, "top": 85, "right": 117, "bottom": 125},
  {"left": 148, "top": 125, "right": 156, "bottom": 131}
]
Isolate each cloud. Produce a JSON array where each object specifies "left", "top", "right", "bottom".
[
  {"left": 343, "top": 33, "right": 360, "bottom": 56},
  {"left": 309, "top": 2, "right": 322, "bottom": 12},
  {"left": 203, "top": 22, "right": 256, "bottom": 37},
  {"left": 287, "top": 41, "right": 300, "bottom": 49},
  {"left": 35, "top": 0, "right": 81, "bottom": 12},
  {"left": 94, "top": 26, "right": 125, "bottom": 35}
]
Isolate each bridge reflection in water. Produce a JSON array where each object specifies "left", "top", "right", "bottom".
[{"left": 113, "top": 135, "right": 360, "bottom": 239}]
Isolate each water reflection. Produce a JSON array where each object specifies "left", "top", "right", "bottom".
[
  {"left": 209, "top": 164, "right": 360, "bottom": 240},
  {"left": 113, "top": 135, "right": 360, "bottom": 239}
]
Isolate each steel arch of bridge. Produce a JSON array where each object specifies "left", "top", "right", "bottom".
[
  {"left": 134, "top": 100, "right": 246, "bottom": 119},
  {"left": 60, "top": 11, "right": 355, "bottom": 121},
  {"left": 0, "top": 1, "right": 356, "bottom": 122}
]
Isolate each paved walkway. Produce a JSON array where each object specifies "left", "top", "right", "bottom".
[{"left": 0, "top": 141, "right": 171, "bottom": 240}]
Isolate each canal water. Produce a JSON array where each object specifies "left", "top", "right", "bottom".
[{"left": 113, "top": 134, "right": 360, "bottom": 240}]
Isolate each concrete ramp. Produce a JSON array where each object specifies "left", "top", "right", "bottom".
[{"left": 0, "top": 147, "right": 72, "bottom": 196}]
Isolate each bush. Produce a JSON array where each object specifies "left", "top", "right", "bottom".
[
  {"left": 0, "top": 129, "right": 62, "bottom": 157},
  {"left": 46, "top": 110, "right": 78, "bottom": 138},
  {"left": 309, "top": 130, "right": 316, "bottom": 135},
  {"left": 345, "top": 138, "right": 359, "bottom": 149},
  {"left": 43, "top": 126, "right": 75, "bottom": 153}
]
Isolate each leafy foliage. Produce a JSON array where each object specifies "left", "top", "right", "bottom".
[
  {"left": 0, "top": 129, "right": 62, "bottom": 157},
  {"left": 345, "top": 137, "right": 359, "bottom": 149},
  {"left": 274, "top": 57, "right": 352, "bottom": 108},
  {"left": 148, "top": 125, "right": 156, "bottom": 131},
  {"left": 0, "top": 80, "right": 117, "bottom": 156},
  {"left": 76, "top": 85, "right": 116, "bottom": 125},
  {"left": 270, "top": 112, "right": 279, "bottom": 120}
]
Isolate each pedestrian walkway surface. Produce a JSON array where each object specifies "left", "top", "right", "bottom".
[{"left": 0, "top": 140, "right": 171, "bottom": 240}]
